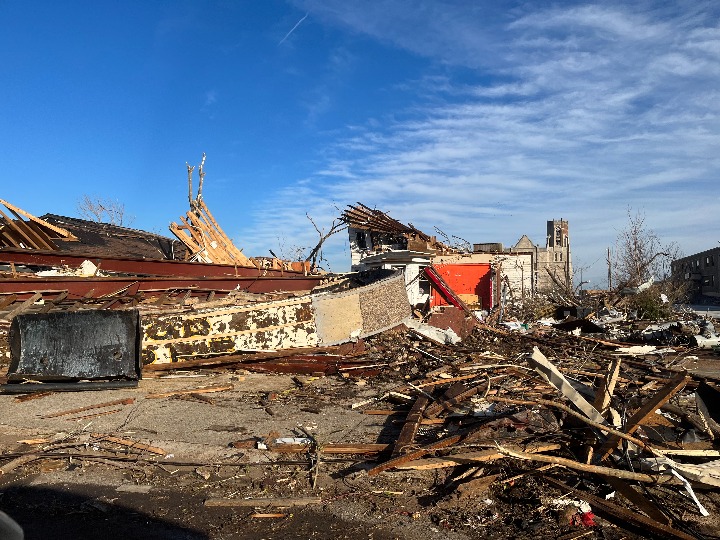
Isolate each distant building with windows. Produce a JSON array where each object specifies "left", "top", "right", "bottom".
[{"left": 672, "top": 248, "right": 720, "bottom": 298}]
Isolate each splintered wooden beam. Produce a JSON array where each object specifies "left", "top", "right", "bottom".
[
  {"left": 4, "top": 207, "right": 56, "bottom": 250},
  {"left": 499, "top": 445, "right": 669, "bottom": 483},
  {"left": 40, "top": 291, "right": 69, "bottom": 313},
  {"left": 596, "top": 374, "right": 688, "bottom": 461},
  {"left": 92, "top": 434, "right": 166, "bottom": 455},
  {"left": 0, "top": 198, "right": 77, "bottom": 239},
  {"left": 398, "top": 442, "right": 561, "bottom": 470},
  {"left": 0, "top": 207, "right": 46, "bottom": 249},
  {"left": 253, "top": 443, "right": 389, "bottom": 454},
  {"left": 169, "top": 223, "right": 202, "bottom": 254},
  {"left": 368, "top": 428, "right": 476, "bottom": 476},
  {"left": 145, "top": 384, "right": 234, "bottom": 399},
  {"left": 392, "top": 396, "right": 429, "bottom": 457},
  {"left": 196, "top": 200, "right": 248, "bottom": 264},
  {"left": 424, "top": 383, "right": 483, "bottom": 418},
  {"left": 3, "top": 292, "right": 42, "bottom": 320},
  {"left": 0, "top": 294, "right": 18, "bottom": 311},
  {"left": 592, "top": 356, "right": 622, "bottom": 415},
  {"left": 0, "top": 454, "right": 41, "bottom": 476},
  {"left": 41, "top": 398, "right": 135, "bottom": 419}
]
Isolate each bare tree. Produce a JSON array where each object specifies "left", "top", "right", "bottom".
[
  {"left": 77, "top": 195, "right": 133, "bottom": 226},
  {"left": 612, "top": 208, "right": 679, "bottom": 289},
  {"left": 305, "top": 213, "right": 348, "bottom": 270},
  {"left": 611, "top": 209, "right": 686, "bottom": 318}
]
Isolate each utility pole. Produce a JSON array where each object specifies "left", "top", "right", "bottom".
[{"left": 607, "top": 247, "right": 612, "bottom": 290}]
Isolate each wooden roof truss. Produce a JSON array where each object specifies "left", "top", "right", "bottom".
[{"left": 0, "top": 198, "right": 77, "bottom": 250}]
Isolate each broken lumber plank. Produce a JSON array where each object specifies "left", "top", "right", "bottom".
[
  {"left": 542, "top": 477, "right": 696, "bottom": 540},
  {"left": 39, "top": 290, "right": 69, "bottom": 313},
  {"left": 204, "top": 496, "right": 322, "bottom": 507},
  {"left": 654, "top": 449, "right": 720, "bottom": 457},
  {"left": 41, "top": 398, "right": 135, "bottom": 419},
  {"left": 418, "top": 373, "right": 482, "bottom": 387},
  {"left": 596, "top": 374, "right": 688, "bottom": 461},
  {"left": 145, "top": 384, "right": 234, "bottom": 399},
  {"left": 92, "top": 434, "right": 166, "bottom": 455},
  {"left": 254, "top": 443, "right": 389, "bottom": 454},
  {"left": 3, "top": 292, "right": 42, "bottom": 321},
  {"left": 424, "top": 383, "right": 484, "bottom": 418},
  {"left": 0, "top": 207, "right": 46, "bottom": 249},
  {"left": 0, "top": 198, "right": 76, "bottom": 239},
  {"left": 0, "top": 294, "right": 18, "bottom": 311},
  {"left": 395, "top": 418, "right": 445, "bottom": 426},
  {"left": 69, "top": 408, "right": 124, "bottom": 420},
  {"left": 592, "top": 356, "right": 622, "bottom": 415},
  {"left": 142, "top": 346, "right": 348, "bottom": 371},
  {"left": 392, "top": 396, "right": 429, "bottom": 457},
  {"left": 14, "top": 391, "right": 53, "bottom": 402},
  {"left": 362, "top": 409, "right": 411, "bottom": 415},
  {"left": 3, "top": 206, "right": 56, "bottom": 250},
  {"left": 496, "top": 445, "right": 672, "bottom": 483},
  {"left": 397, "top": 442, "right": 561, "bottom": 470},
  {"left": 368, "top": 423, "right": 490, "bottom": 476}
]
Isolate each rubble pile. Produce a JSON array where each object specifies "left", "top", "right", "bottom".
[{"left": 2, "top": 308, "right": 720, "bottom": 539}]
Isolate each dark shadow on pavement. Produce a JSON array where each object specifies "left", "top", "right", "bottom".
[{"left": 0, "top": 485, "right": 208, "bottom": 540}]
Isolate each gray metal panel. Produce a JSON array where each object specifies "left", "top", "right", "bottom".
[{"left": 8, "top": 309, "right": 141, "bottom": 381}]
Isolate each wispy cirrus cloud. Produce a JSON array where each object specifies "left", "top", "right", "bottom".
[{"left": 239, "top": 1, "right": 720, "bottom": 285}]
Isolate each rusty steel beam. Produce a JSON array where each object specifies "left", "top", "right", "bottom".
[
  {"left": 0, "top": 248, "right": 308, "bottom": 279},
  {"left": 0, "top": 275, "right": 323, "bottom": 299}
]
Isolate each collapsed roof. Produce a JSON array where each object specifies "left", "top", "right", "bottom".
[{"left": 340, "top": 202, "right": 459, "bottom": 255}]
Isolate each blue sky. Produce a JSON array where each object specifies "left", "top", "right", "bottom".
[{"left": 2, "top": 1, "right": 719, "bottom": 286}]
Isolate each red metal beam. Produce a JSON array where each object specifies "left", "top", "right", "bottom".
[
  {"left": 0, "top": 275, "right": 323, "bottom": 299},
  {"left": 0, "top": 248, "right": 308, "bottom": 279}
]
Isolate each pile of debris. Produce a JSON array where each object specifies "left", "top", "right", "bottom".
[
  {"left": 2, "top": 303, "right": 720, "bottom": 538},
  {"left": 1, "top": 174, "right": 719, "bottom": 538}
]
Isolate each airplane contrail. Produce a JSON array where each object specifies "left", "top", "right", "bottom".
[{"left": 279, "top": 12, "right": 309, "bottom": 45}]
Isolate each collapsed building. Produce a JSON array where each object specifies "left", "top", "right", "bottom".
[
  {"left": 341, "top": 202, "right": 573, "bottom": 311},
  {"left": 3, "top": 188, "right": 720, "bottom": 540}
]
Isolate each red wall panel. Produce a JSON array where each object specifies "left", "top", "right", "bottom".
[{"left": 429, "top": 263, "right": 492, "bottom": 309}]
